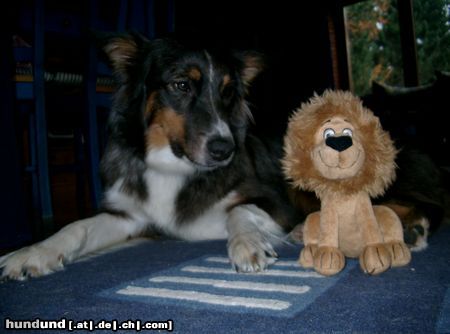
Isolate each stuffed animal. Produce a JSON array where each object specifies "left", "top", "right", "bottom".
[{"left": 282, "top": 90, "right": 411, "bottom": 276}]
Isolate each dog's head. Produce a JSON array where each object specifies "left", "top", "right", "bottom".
[{"left": 103, "top": 33, "right": 264, "bottom": 173}]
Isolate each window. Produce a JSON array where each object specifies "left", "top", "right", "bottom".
[
  {"left": 344, "top": 0, "right": 404, "bottom": 95},
  {"left": 343, "top": 0, "right": 450, "bottom": 95},
  {"left": 412, "top": 0, "right": 450, "bottom": 84}
]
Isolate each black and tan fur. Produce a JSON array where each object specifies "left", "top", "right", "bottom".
[{"left": 0, "top": 33, "right": 299, "bottom": 280}]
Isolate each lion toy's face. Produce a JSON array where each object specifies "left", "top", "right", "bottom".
[
  {"left": 283, "top": 90, "right": 397, "bottom": 198},
  {"left": 312, "top": 116, "right": 365, "bottom": 180}
]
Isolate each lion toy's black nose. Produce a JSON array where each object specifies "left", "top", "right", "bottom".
[{"left": 326, "top": 136, "right": 353, "bottom": 152}]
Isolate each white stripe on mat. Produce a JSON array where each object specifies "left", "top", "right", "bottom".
[
  {"left": 181, "top": 265, "right": 323, "bottom": 278},
  {"left": 205, "top": 256, "right": 301, "bottom": 267},
  {"left": 149, "top": 276, "right": 310, "bottom": 294},
  {"left": 117, "top": 286, "right": 291, "bottom": 310}
]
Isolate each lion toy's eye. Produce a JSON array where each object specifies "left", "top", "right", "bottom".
[
  {"left": 342, "top": 128, "right": 353, "bottom": 137},
  {"left": 323, "top": 128, "right": 336, "bottom": 139}
]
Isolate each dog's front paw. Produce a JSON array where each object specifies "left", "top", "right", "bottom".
[
  {"left": 227, "top": 234, "right": 277, "bottom": 273},
  {"left": 359, "top": 243, "right": 391, "bottom": 275},
  {"left": 0, "top": 245, "right": 64, "bottom": 281},
  {"left": 313, "top": 246, "right": 345, "bottom": 276}
]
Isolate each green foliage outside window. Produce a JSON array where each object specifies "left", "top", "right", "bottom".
[
  {"left": 413, "top": 0, "right": 450, "bottom": 84},
  {"left": 345, "top": 0, "right": 450, "bottom": 96}
]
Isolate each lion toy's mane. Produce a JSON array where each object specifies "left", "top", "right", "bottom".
[{"left": 283, "top": 90, "right": 397, "bottom": 199}]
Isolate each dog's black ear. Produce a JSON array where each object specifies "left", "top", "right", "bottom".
[
  {"left": 235, "top": 51, "right": 265, "bottom": 86},
  {"left": 101, "top": 32, "right": 149, "bottom": 83}
]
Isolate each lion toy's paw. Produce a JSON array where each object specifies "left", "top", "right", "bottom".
[
  {"left": 313, "top": 246, "right": 345, "bottom": 276},
  {"left": 386, "top": 241, "right": 411, "bottom": 267},
  {"left": 299, "top": 244, "right": 317, "bottom": 268},
  {"left": 359, "top": 243, "right": 391, "bottom": 275}
]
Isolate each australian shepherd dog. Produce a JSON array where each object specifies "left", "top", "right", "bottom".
[
  {"left": 1, "top": 33, "right": 444, "bottom": 280},
  {"left": 0, "top": 33, "right": 299, "bottom": 280}
]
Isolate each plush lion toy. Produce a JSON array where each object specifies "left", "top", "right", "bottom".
[{"left": 282, "top": 90, "right": 411, "bottom": 276}]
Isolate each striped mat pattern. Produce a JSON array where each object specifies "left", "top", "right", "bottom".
[{"left": 101, "top": 255, "right": 356, "bottom": 317}]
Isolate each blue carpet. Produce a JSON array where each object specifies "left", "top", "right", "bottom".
[
  {"left": 100, "top": 255, "right": 357, "bottom": 318},
  {"left": 1, "top": 225, "right": 450, "bottom": 333}
]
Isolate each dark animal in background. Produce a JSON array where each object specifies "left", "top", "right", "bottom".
[{"left": 364, "top": 73, "right": 450, "bottom": 248}]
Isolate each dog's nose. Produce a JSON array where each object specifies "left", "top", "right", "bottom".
[
  {"left": 326, "top": 136, "right": 353, "bottom": 152},
  {"left": 207, "top": 136, "right": 235, "bottom": 161}
]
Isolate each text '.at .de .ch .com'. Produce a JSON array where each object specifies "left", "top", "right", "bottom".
[{"left": 4, "top": 318, "right": 174, "bottom": 332}]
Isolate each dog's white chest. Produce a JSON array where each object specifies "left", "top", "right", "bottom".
[
  {"left": 143, "top": 170, "right": 233, "bottom": 240},
  {"left": 104, "top": 146, "right": 233, "bottom": 241},
  {"left": 143, "top": 170, "right": 184, "bottom": 228}
]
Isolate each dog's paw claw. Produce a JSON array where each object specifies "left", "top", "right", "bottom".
[
  {"left": 227, "top": 235, "right": 277, "bottom": 273},
  {"left": 0, "top": 246, "right": 64, "bottom": 281}
]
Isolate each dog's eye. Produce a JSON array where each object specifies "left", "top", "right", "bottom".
[
  {"left": 323, "top": 128, "right": 336, "bottom": 139},
  {"left": 342, "top": 128, "right": 353, "bottom": 137},
  {"left": 174, "top": 81, "right": 190, "bottom": 93}
]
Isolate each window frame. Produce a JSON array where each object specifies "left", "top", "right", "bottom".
[{"left": 328, "top": 0, "right": 419, "bottom": 92}]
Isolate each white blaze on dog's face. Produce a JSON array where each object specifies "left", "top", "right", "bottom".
[
  {"left": 142, "top": 46, "right": 263, "bottom": 173},
  {"left": 311, "top": 116, "right": 365, "bottom": 180},
  {"left": 103, "top": 35, "right": 263, "bottom": 174}
]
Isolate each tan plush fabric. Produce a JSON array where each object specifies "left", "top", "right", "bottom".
[{"left": 283, "top": 90, "right": 411, "bottom": 275}]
